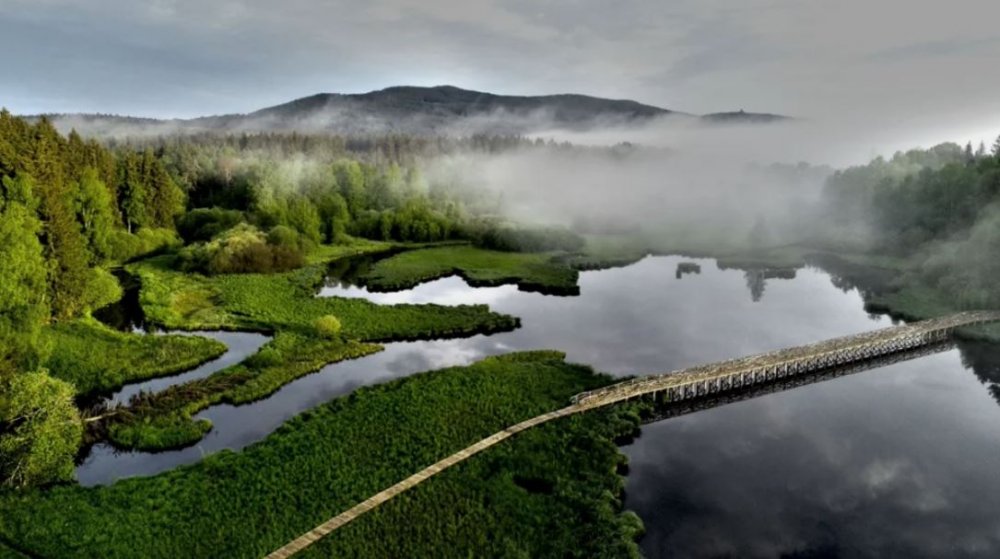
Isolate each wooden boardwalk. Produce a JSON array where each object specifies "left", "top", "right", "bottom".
[
  {"left": 266, "top": 311, "right": 1000, "bottom": 558},
  {"left": 265, "top": 406, "right": 584, "bottom": 558}
]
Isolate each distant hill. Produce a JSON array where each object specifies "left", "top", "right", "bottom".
[
  {"left": 700, "top": 109, "right": 788, "bottom": 124},
  {"left": 33, "top": 85, "right": 790, "bottom": 137}
]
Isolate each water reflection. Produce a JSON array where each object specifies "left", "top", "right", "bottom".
[
  {"left": 624, "top": 348, "right": 1000, "bottom": 558},
  {"left": 77, "top": 253, "right": 1000, "bottom": 558},
  {"left": 93, "top": 268, "right": 148, "bottom": 333},
  {"left": 80, "top": 256, "right": 901, "bottom": 485},
  {"left": 326, "top": 256, "right": 891, "bottom": 375}
]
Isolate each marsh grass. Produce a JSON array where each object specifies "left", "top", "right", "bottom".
[
  {"left": 361, "top": 245, "right": 580, "bottom": 295},
  {"left": 42, "top": 319, "right": 227, "bottom": 398},
  {"left": 0, "top": 352, "right": 641, "bottom": 559}
]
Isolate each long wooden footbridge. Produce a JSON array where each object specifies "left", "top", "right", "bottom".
[{"left": 266, "top": 311, "right": 1000, "bottom": 558}]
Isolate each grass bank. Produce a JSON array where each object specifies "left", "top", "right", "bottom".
[
  {"left": 42, "top": 319, "right": 227, "bottom": 398},
  {"left": 100, "top": 253, "right": 520, "bottom": 450},
  {"left": 361, "top": 245, "right": 581, "bottom": 295},
  {"left": 0, "top": 352, "right": 639, "bottom": 558},
  {"left": 303, "top": 237, "right": 396, "bottom": 265},
  {"left": 106, "top": 333, "right": 382, "bottom": 450},
  {"left": 555, "top": 235, "right": 650, "bottom": 272},
  {"left": 130, "top": 256, "right": 519, "bottom": 340}
]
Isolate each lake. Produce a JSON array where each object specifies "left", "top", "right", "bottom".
[{"left": 80, "top": 255, "right": 1000, "bottom": 557}]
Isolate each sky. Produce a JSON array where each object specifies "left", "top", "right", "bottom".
[{"left": 2, "top": 0, "right": 999, "bottom": 154}]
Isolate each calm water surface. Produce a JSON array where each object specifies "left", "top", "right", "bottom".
[{"left": 79, "top": 256, "right": 1000, "bottom": 557}]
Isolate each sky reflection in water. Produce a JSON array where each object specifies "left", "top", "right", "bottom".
[{"left": 76, "top": 256, "right": 1000, "bottom": 558}]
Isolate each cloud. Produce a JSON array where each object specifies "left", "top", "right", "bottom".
[{"left": 1, "top": 0, "right": 999, "bottom": 149}]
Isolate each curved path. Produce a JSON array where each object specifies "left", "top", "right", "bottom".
[{"left": 266, "top": 311, "right": 1000, "bottom": 558}]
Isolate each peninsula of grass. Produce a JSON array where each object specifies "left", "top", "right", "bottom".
[
  {"left": 106, "top": 332, "right": 383, "bottom": 450},
  {"left": 42, "top": 319, "right": 227, "bottom": 398},
  {"left": 361, "top": 245, "right": 581, "bottom": 295},
  {"left": 97, "top": 254, "right": 520, "bottom": 450},
  {"left": 303, "top": 236, "right": 396, "bottom": 265},
  {"left": 556, "top": 234, "right": 650, "bottom": 271},
  {"left": 0, "top": 352, "right": 641, "bottom": 558},
  {"left": 130, "top": 255, "right": 519, "bottom": 340}
]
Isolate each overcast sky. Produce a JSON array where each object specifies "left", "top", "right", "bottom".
[{"left": 2, "top": 0, "right": 999, "bottom": 150}]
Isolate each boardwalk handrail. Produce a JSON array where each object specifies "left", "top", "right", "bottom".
[
  {"left": 265, "top": 311, "right": 1000, "bottom": 558},
  {"left": 571, "top": 311, "right": 1000, "bottom": 406}
]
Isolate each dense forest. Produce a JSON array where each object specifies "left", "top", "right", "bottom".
[
  {"left": 820, "top": 137, "right": 1000, "bottom": 308},
  {"left": 0, "top": 112, "right": 191, "bottom": 488}
]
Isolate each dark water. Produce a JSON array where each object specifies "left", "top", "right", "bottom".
[
  {"left": 625, "top": 350, "right": 1000, "bottom": 558},
  {"left": 93, "top": 268, "right": 148, "bottom": 333},
  {"left": 81, "top": 256, "right": 1000, "bottom": 557}
]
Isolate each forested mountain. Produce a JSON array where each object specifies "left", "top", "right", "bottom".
[{"left": 36, "top": 85, "right": 789, "bottom": 138}]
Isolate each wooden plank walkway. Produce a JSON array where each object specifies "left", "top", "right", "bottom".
[
  {"left": 265, "top": 406, "right": 583, "bottom": 559},
  {"left": 265, "top": 311, "right": 1000, "bottom": 558}
]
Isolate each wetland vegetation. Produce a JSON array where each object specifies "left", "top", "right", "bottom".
[
  {"left": 41, "top": 319, "right": 226, "bottom": 398},
  {"left": 360, "top": 245, "right": 581, "bottom": 294},
  {"left": 3, "top": 107, "right": 1000, "bottom": 558},
  {"left": 0, "top": 352, "right": 637, "bottom": 559}
]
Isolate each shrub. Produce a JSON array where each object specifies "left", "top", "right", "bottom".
[
  {"left": 314, "top": 315, "right": 342, "bottom": 338},
  {"left": 0, "top": 371, "right": 81, "bottom": 488},
  {"left": 82, "top": 267, "right": 123, "bottom": 313},
  {"left": 245, "top": 346, "right": 283, "bottom": 369},
  {"left": 266, "top": 225, "right": 300, "bottom": 248},
  {"left": 107, "top": 228, "right": 181, "bottom": 263},
  {"left": 177, "top": 224, "right": 305, "bottom": 275}
]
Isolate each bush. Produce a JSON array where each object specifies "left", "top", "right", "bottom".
[
  {"left": 266, "top": 225, "right": 301, "bottom": 248},
  {"left": 82, "top": 267, "right": 123, "bottom": 314},
  {"left": 107, "top": 228, "right": 182, "bottom": 263},
  {"left": 0, "top": 371, "right": 81, "bottom": 488},
  {"left": 177, "top": 224, "right": 305, "bottom": 275},
  {"left": 314, "top": 315, "right": 342, "bottom": 339},
  {"left": 245, "top": 346, "right": 283, "bottom": 369}
]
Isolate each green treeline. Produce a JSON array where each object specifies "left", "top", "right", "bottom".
[
  {"left": 821, "top": 136, "right": 1000, "bottom": 310},
  {"left": 120, "top": 130, "right": 585, "bottom": 274},
  {"left": 0, "top": 112, "right": 187, "bottom": 487}
]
